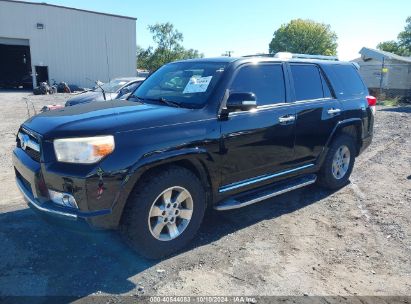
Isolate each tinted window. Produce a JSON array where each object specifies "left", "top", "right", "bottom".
[
  {"left": 290, "top": 64, "right": 325, "bottom": 101},
  {"left": 230, "top": 64, "right": 286, "bottom": 106},
  {"left": 333, "top": 65, "right": 365, "bottom": 96}
]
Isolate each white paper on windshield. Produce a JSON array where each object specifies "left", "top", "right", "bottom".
[{"left": 183, "top": 76, "right": 212, "bottom": 94}]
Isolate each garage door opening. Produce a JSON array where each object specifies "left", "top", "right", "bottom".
[{"left": 0, "top": 38, "right": 32, "bottom": 89}]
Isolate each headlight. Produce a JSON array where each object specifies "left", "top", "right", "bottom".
[{"left": 53, "top": 136, "right": 115, "bottom": 164}]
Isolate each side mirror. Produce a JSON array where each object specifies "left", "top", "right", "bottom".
[{"left": 226, "top": 92, "right": 257, "bottom": 111}]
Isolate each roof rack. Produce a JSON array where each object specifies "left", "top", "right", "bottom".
[{"left": 243, "top": 52, "right": 339, "bottom": 61}]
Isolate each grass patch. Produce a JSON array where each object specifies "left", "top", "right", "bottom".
[{"left": 378, "top": 98, "right": 400, "bottom": 107}]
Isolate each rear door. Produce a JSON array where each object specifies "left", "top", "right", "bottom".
[
  {"left": 219, "top": 63, "right": 296, "bottom": 193},
  {"left": 323, "top": 64, "right": 372, "bottom": 139},
  {"left": 288, "top": 63, "right": 342, "bottom": 165}
]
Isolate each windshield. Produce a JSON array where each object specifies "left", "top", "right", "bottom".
[
  {"left": 96, "top": 79, "right": 128, "bottom": 93},
  {"left": 129, "top": 61, "right": 227, "bottom": 108}
]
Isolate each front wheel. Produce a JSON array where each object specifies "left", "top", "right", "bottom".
[
  {"left": 121, "top": 166, "right": 206, "bottom": 259},
  {"left": 318, "top": 134, "right": 356, "bottom": 190}
]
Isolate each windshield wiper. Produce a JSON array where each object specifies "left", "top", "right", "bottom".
[
  {"left": 135, "top": 97, "right": 182, "bottom": 108},
  {"left": 156, "top": 97, "right": 182, "bottom": 108}
]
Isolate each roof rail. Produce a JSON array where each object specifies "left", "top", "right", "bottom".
[
  {"left": 243, "top": 52, "right": 339, "bottom": 61},
  {"left": 242, "top": 53, "right": 274, "bottom": 58},
  {"left": 286, "top": 53, "right": 338, "bottom": 61}
]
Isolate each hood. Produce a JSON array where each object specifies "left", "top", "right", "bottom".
[
  {"left": 23, "top": 100, "right": 196, "bottom": 139},
  {"left": 65, "top": 91, "right": 118, "bottom": 106}
]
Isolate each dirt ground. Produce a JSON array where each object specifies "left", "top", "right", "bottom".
[{"left": 0, "top": 90, "right": 410, "bottom": 298}]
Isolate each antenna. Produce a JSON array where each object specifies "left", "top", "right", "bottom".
[
  {"left": 23, "top": 97, "right": 30, "bottom": 118},
  {"left": 104, "top": 33, "right": 112, "bottom": 100},
  {"left": 23, "top": 96, "right": 37, "bottom": 118}
]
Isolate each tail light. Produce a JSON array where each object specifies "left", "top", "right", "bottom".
[{"left": 366, "top": 96, "right": 377, "bottom": 115}]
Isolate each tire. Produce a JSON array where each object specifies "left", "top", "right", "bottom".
[
  {"left": 121, "top": 166, "right": 206, "bottom": 259},
  {"left": 318, "top": 134, "right": 356, "bottom": 190}
]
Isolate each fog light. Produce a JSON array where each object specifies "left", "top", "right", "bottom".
[{"left": 48, "top": 190, "right": 78, "bottom": 209}]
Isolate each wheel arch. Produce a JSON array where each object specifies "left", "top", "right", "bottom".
[
  {"left": 317, "top": 119, "right": 363, "bottom": 168},
  {"left": 332, "top": 119, "right": 363, "bottom": 156},
  {"left": 106, "top": 149, "right": 216, "bottom": 229}
]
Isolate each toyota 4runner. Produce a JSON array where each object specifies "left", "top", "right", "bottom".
[{"left": 13, "top": 53, "right": 375, "bottom": 258}]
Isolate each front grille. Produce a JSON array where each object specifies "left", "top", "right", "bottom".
[
  {"left": 25, "top": 147, "right": 41, "bottom": 162},
  {"left": 16, "top": 129, "right": 41, "bottom": 162}
]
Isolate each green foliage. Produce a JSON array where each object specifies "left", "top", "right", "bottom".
[
  {"left": 136, "top": 45, "right": 153, "bottom": 70},
  {"left": 137, "top": 22, "right": 203, "bottom": 71},
  {"left": 376, "top": 41, "right": 404, "bottom": 54},
  {"left": 268, "top": 19, "right": 338, "bottom": 56},
  {"left": 398, "top": 16, "right": 411, "bottom": 53},
  {"left": 377, "top": 16, "right": 411, "bottom": 56},
  {"left": 378, "top": 97, "right": 400, "bottom": 107}
]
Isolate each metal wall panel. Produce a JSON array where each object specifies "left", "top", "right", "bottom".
[
  {"left": 357, "top": 59, "right": 411, "bottom": 90},
  {"left": 0, "top": 0, "right": 136, "bottom": 88}
]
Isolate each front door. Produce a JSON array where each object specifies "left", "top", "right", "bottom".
[
  {"left": 35, "top": 66, "right": 49, "bottom": 86},
  {"left": 219, "top": 63, "right": 296, "bottom": 193}
]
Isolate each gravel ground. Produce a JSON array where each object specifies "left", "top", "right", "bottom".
[{"left": 0, "top": 90, "right": 410, "bottom": 298}]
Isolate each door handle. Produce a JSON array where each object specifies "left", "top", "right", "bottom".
[
  {"left": 327, "top": 108, "right": 341, "bottom": 115},
  {"left": 278, "top": 115, "right": 296, "bottom": 124}
]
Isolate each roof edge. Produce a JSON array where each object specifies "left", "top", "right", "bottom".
[
  {"left": 0, "top": 0, "right": 137, "bottom": 20},
  {"left": 359, "top": 47, "right": 411, "bottom": 63}
]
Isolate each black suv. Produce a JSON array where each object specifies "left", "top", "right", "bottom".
[{"left": 13, "top": 54, "right": 375, "bottom": 258}]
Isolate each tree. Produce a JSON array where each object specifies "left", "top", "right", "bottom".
[
  {"left": 269, "top": 19, "right": 338, "bottom": 56},
  {"left": 377, "top": 16, "right": 411, "bottom": 56},
  {"left": 376, "top": 41, "right": 405, "bottom": 55},
  {"left": 397, "top": 16, "right": 411, "bottom": 54},
  {"left": 136, "top": 22, "right": 203, "bottom": 71},
  {"left": 136, "top": 45, "right": 153, "bottom": 70}
]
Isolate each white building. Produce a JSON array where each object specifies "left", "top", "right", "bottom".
[
  {"left": 352, "top": 47, "right": 411, "bottom": 99},
  {"left": 0, "top": 0, "right": 136, "bottom": 89}
]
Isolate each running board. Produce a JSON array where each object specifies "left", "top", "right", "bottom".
[{"left": 214, "top": 174, "right": 317, "bottom": 211}]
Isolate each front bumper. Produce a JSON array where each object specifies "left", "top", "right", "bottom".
[
  {"left": 16, "top": 176, "right": 77, "bottom": 220},
  {"left": 13, "top": 148, "right": 112, "bottom": 225}
]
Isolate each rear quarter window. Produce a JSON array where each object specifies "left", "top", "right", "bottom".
[{"left": 332, "top": 65, "right": 366, "bottom": 97}]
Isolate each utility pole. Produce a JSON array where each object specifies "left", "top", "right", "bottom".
[{"left": 379, "top": 57, "right": 385, "bottom": 96}]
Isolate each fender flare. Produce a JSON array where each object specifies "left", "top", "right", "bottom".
[
  {"left": 106, "top": 148, "right": 217, "bottom": 227},
  {"left": 317, "top": 118, "right": 363, "bottom": 167}
]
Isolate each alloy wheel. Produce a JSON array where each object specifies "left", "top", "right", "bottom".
[
  {"left": 148, "top": 186, "right": 194, "bottom": 241},
  {"left": 332, "top": 145, "right": 351, "bottom": 180}
]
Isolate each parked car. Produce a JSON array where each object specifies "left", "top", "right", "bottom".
[
  {"left": 65, "top": 77, "right": 145, "bottom": 106},
  {"left": 13, "top": 54, "right": 375, "bottom": 259}
]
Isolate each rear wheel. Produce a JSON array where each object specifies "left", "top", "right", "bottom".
[
  {"left": 121, "top": 166, "right": 206, "bottom": 259},
  {"left": 318, "top": 134, "right": 356, "bottom": 190}
]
